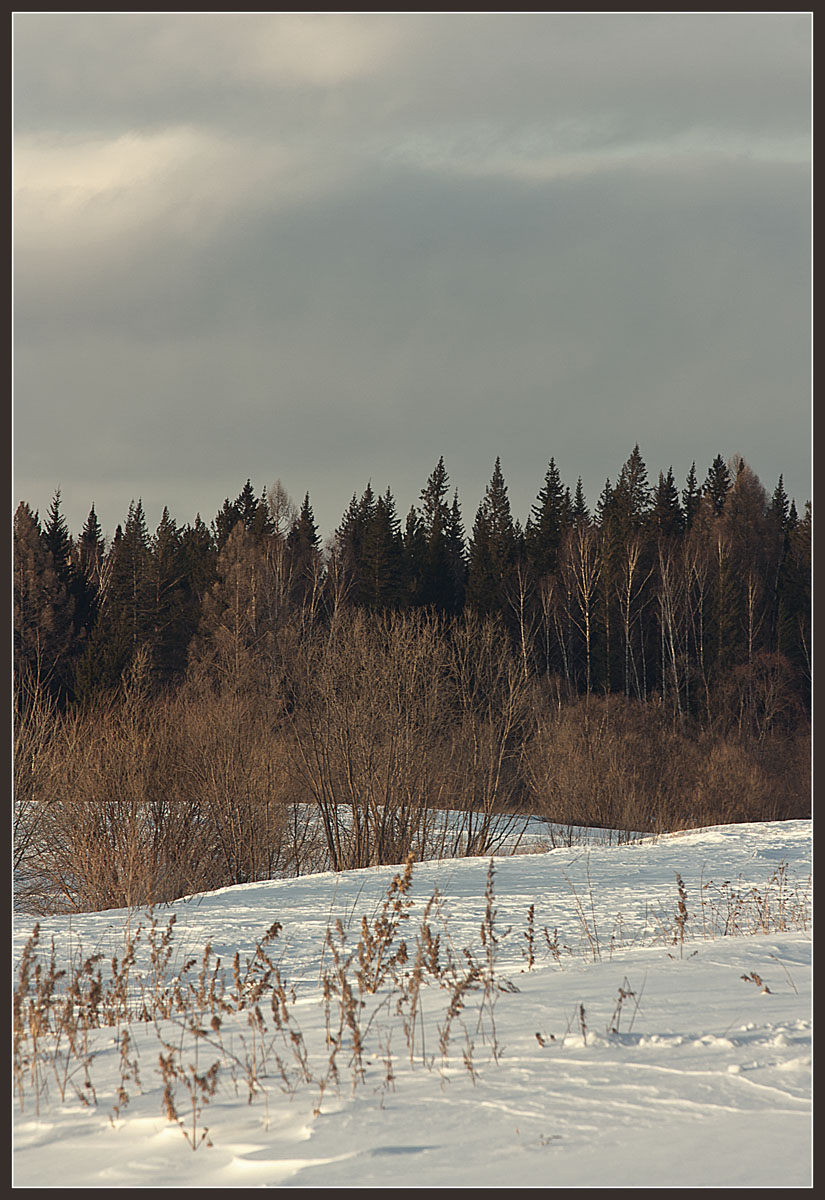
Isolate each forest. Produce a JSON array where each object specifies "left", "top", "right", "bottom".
[{"left": 13, "top": 446, "right": 811, "bottom": 914}]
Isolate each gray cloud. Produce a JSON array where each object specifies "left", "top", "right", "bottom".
[{"left": 13, "top": 13, "right": 811, "bottom": 541}]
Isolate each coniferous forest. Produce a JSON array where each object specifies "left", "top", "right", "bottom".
[{"left": 14, "top": 447, "right": 811, "bottom": 914}]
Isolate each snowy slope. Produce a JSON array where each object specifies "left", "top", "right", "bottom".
[{"left": 12, "top": 820, "right": 812, "bottom": 1188}]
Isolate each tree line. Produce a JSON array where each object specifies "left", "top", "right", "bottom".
[
  {"left": 14, "top": 446, "right": 810, "bottom": 718},
  {"left": 13, "top": 446, "right": 811, "bottom": 912}
]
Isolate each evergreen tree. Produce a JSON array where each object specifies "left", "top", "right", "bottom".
[
  {"left": 703, "top": 454, "right": 731, "bottom": 517},
  {"left": 334, "top": 484, "right": 377, "bottom": 607},
  {"left": 42, "top": 489, "right": 73, "bottom": 590},
  {"left": 526, "top": 457, "right": 567, "bottom": 579},
  {"left": 594, "top": 478, "right": 615, "bottom": 529},
  {"left": 179, "top": 515, "right": 217, "bottom": 606},
  {"left": 402, "top": 505, "right": 427, "bottom": 608},
  {"left": 75, "top": 500, "right": 153, "bottom": 696},
  {"left": 235, "top": 479, "right": 260, "bottom": 531},
  {"left": 213, "top": 497, "right": 241, "bottom": 551},
  {"left": 13, "top": 502, "right": 74, "bottom": 701},
  {"left": 361, "top": 488, "right": 406, "bottom": 610},
  {"left": 148, "top": 507, "right": 195, "bottom": 683},
  {"left": 445, "top": 490, "right": 467, "bottom": 613},
  {"left": 769, "top": 475, "right": 791, "bottom": 534},
  {"left": 286, "top": 492, "right": 322, "bottom": 609},
  {"left": 416, "top": 457, "right": 464, "bottom": 612},
  {"left": 466, "top": 457, "right": 518, "bottom": 618},
  {"left": 612, "top": 444, "right": 651, "bottom": 533},
  {"left": 682, "top": 463, "right": 701, "bottom": 531},
  {"left": 650, "top": 467, "right": 684, "bottom": 539},
  {"left": 572, "top": 478, "right": 589, "bottom": 524}
]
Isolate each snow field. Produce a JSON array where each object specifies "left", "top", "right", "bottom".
[{"left": 12, "top": 820, "right": 812, "bottom": 1188}]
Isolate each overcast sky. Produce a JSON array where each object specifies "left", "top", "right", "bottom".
[{"left": 13, "top": 13, "right": 811, "bottom": 544}]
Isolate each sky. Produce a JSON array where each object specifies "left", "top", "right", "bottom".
[{"left": 13, "top": 13, "right": 812, "bottom": 544}]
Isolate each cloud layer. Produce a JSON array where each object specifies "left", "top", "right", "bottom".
[{"left": 13, "top": 13, "right": 811, "bottom": 539}]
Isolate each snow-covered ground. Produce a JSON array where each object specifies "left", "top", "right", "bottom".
[{"left": 12, "top": 820, "right": 812, "bottom": 1188}]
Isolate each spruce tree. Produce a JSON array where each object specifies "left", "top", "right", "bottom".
[
  {"left": 651, "top": 468, "right": 685, "bottom": 539},
  {"left": 613, "top": 445, "right": 651, "bottom": 533},
  {"left": 75, "top": 500, "right": 153, "bottom": 696},
  {"left": 416, "top": 457, "right": 463, "bottom": 612},
  {"left": 214, "top": 497, "right": 241, "bottom": 551},
  {"left": 572, "top": 478, "right": 589, "bottom": 524},
  {"left": 682, "top": 463, "right": 701, "bottom": 531},
  {"left": 703, "top": 454, "right": 732, "bottom": 516},
  {"left": 13, "top": 502, "right": 74, "bottom": 701},
  {"left": 286, "top": 492, "right": 322, "bottom": 608},
  {"left": 466, "top": 457, "right": 518, "bottom": 618},
  {"left": 148, "top": 507, "right": 195, "bottom": 683},
  {"left": 402, "top": 505, "right": 427, "bottom": 608},
  {"left": 445, "top": 490, "right": 467, "bottom": 614},
  {"left": 361, "top": 488, "right": 405, "bottom": 610},
  {"left": 526, "top": 457, "right": 567, "bottom": 579},
  {"left": 42, "top": 490, "right": 73, "bottom": 590},
  {"left": 70, "top": 504, "right": 106, "bottom": 662}
]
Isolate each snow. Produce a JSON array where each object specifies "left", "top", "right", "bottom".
[{"left": 12, "top": 819, "right": 812, "bottom": 1188}]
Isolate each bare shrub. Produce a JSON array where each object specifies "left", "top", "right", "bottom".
[
  {"left": 287, "top": 609, "right": 452, "bottom": 870},
  {"left": 525, "top": 689, "right": 809, "bottom": 834},
  {"left": 440, "top": 614, "right": 536, "bottom": 856}
]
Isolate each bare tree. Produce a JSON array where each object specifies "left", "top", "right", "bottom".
[{"left": 561, "top": 522, "right": 601, "bottom": 696}]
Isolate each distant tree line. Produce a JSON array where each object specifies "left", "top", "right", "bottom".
[
  {"left": 14, "top": 447, "right": 810, "bottom": 719},
  {"left": 13, "top": 447, "right": 811, "bottom": 912}
]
